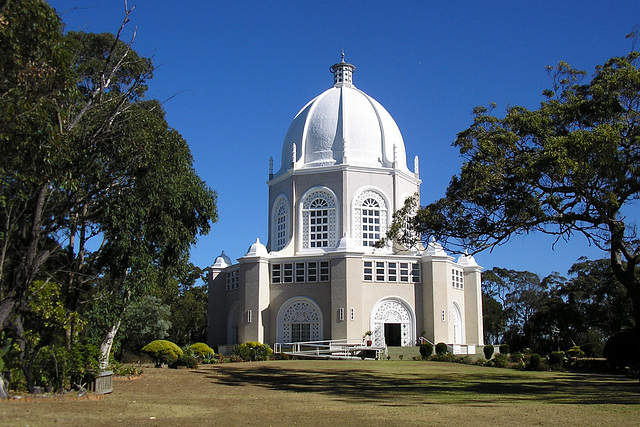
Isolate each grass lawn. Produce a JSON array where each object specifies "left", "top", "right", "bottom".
[{"left": 1, "top": 360, "right": 639, "bottom": 426}]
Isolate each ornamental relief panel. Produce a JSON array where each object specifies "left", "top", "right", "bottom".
[
  {"left": 371, "top": 299, "right": 413, "bottom": 347},
  {"left": 280, "top": 300, "right": 322, "bottom": 343}
]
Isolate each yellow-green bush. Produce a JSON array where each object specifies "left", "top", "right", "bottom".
[
  {"left": 141, "top": 340, "right": 183, "bottom": 367},
  {"left": 233, "top": 341, "right": 273, "bottom": 361},
  {"left": 189, "top": 343, "right": 215, "bottom": 358}
]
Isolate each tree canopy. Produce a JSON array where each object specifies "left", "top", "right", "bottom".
[
  {"left": 386, "top": 46, "right": 640, "bottom": 372},
  {"left": 0, "top": 0, "right": 217, "bottom": 395}
]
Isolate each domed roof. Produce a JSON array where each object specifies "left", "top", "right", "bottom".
[{"left": 275, "top": 55, "right": 411, "bottom": 176}]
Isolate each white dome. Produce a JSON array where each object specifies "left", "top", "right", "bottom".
[
  {"left": 212, "top": 250, "right": 232, "bottom": 268},
  {"left": 275, "top": 57, "right": 411, "bottom": 176},
  {"left": 245, "top": 238, "right": 268, "bottom": 257}
]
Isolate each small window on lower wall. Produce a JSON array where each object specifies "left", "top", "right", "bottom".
[
  {"left": 339, "top": 308, "right": 344, "bottom": 321},
  {"left": 441, "top": 309, "right": 446, "bottom": 322}
]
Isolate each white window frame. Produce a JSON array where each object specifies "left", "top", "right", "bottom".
[
  {"left": 271, "top": 195, "right": 290, "bottom": 252},
  {"left": 300, "top": 188, "right": 338, "bottom": 251},
  {"left": 353, "top": 189, "right": 388, "bottom": 247}
]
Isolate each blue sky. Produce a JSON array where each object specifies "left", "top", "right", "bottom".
[{"left": 49, "top": 0, "right": 639, "bottom": 279}]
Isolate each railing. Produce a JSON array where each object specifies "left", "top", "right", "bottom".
[
  {"left": 447, "top": 344, "right": 476, "bottom": 355},
  {"left": 274, "top": 339, "right": 385, "bottom": 360}
]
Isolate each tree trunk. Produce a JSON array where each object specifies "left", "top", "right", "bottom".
[
  {"left": 99, "top": 321, "right": 121, "bottom": 370},
  {"left": 0, "top": 373, "right": 7, "bottom": 399},
  {"left": 0, "top": 298, "right": 14, "bottom": 333}
]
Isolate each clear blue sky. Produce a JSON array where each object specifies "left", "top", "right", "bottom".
[{"left": 49, "top": 0, "right": 639, "bottom": 279}]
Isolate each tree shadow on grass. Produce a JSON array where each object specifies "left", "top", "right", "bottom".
[{"left": 193, "top": 363, "right": 640, "bottom": 407}]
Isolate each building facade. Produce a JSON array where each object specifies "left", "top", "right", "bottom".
[{"left": 207, "top": 57, "right": 483, "bottom": 352}]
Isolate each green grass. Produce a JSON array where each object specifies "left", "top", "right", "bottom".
[{"left": 1, "top": 360, "right": 639, "bottom": 426}]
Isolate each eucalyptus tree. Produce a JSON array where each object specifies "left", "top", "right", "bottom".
[
  {"left": 385, "top": 46, "right": 640, "bottom": 373},
  {"left": 0, "top": 0, "right": 217, "bottom": 390}
]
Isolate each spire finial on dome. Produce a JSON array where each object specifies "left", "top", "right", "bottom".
[{"left": 330, "top": 53, "right": 356, "bottom": 86}]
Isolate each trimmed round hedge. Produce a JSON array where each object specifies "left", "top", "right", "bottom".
[{"left": 142, "top": 340, "right": 183, "bottom": 367}]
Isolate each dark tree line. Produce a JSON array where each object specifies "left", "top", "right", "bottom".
[{"left": 483, "top": 258, "right": 634, "bottom": 356}]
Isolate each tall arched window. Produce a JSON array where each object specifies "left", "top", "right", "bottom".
[
  {"left": 301, "top": 189, "right": 337, "bottom": 249},
  {"left": 354, "top": 190, "right": 387, "bottom": 247},
  {"left": 272, "top": 196, "right": 289, "bottom": 251},
  {"left": 452, "top": 303, "right": 463, "bottom": 344}
]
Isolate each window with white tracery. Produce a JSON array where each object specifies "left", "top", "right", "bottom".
[
  {"left": 309, "top": 198, "right": 329, "bottom": 247},
  {"left": 302, "top": 189, "right": 337, "bottom": 249},
  {"left": 354, "top": 190, "right": 387, "bottom": 247},
  {"left": 272, "top": 197, "right": 289, "bottom": 251}
]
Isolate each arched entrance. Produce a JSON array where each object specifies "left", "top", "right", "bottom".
[
  {"left": 227, "top": 302, "right": 239, "bottom": 345},
  {"left": 370, "top": 297, "right": 415, "bottom": 347},
  {"left": 276, "top": 297, "right": 324, "bottom": 343}
]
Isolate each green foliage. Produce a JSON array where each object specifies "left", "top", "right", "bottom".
[
  {"left": 566, "top": 346, "right": 585, "bottom": 358},
  {"left": 489, "top": 353, "right": 509, "bottom": 368},
  {"left": 549, "top": 351, "right": 565, "bottom": 369},
  {"left": 109, "top": 360, "right": 143, "bottom": 377},
  {"left": 31, "top": 341, "right": 101, "bottom": 391},
  {"left": 419, "top": 343, "right": 433, "bottom": 359},
  {"left": 169, "top": 353, "right": 198, "bottom": 369},
  {"left": 189, "top": 343, "right": 215, "bottom": 358},
  {"left": 0, "top": 0, "right": 217, "bottom": 390},
  {"left": 233, "top": 342, "right": 273, "bottom": 362},
  {"left": 528, "top": 353, "right": 542, "bottom": 371},
  {"left": 483, "top": 344, "right": 494, "bottom": 359},
  {"left": 603, "top": 330, "right": 638, "bottom": 370},
  {"left": 141, "top": 340, "right": 183, "bottom": 367},
  {"left": 118, "top": 295, "right": 172, "bottom": 354},
  {"left": 386, "top": 48, "right": 640, "bottom": 369},
  {"left": 499, "top": 344, "right": 510, "bottom": 355},
  {"left": 435, "top": 342, "right": 448, "bottom": 355}
]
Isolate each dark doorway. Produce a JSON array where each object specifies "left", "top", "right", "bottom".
[{"left": 384, "top": 323, "right": 401, "bottom": 346}]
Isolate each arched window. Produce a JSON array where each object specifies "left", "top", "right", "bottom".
[
  {"left": 301, "top": 189, "right": 337, "bottom": 249},
  {"left": 452, "top": 303, "right": 463, "bottom": 344},
  {"left": 272, "top": 196, "right": 289, "bottom": 251},
  {"left": 277, "top": 297, "right": 323, "bottom": 343},
  {"left": 354, "top": 190, "right": 387, "bottom": 247}
]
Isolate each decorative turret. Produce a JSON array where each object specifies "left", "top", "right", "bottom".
[{"left": 330, "top": 52, "right": 356, "bottom": 86}]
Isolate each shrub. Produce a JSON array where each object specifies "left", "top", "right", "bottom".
[
  {"left": 435, "top": 342, "right": 448, "bottom": 355},
  {"left": 141, "top": 340, "right": 183, "bottom": 367},
  {"left": 112, "top": 363, "right": 143, "bottom": 377},
  {"left": 489, "top": 353, "right": 509, "bottom": 368},
  {"left": 419, "top": 343, "right": 433, "bottom": 359},
  {"left": 499, "top": 344, "right": 510, "bottom": 355},
  {"left": 234, "top": 341, "right": 273, "bottom": 361},
  {"left": 549, "top": 351, "right": 565, "bottom": 369},
  {"left": 169, "top": 353, "right": 198, "bottom": 369},
  {"left": 566, "top": 346, "right": 585, "bottom": 358},
  {"left": 510, "top": 351, "right": 524, "bottom": 364},
  {"left": 189, "top": 343, "right": 215, "bottom": 359},
  {"left": 603, "top": 330, "right": 638, "bottom": 370},
  {"left": 527, "top": 353, "right": 542, "bottom": 371},
  {"left": 483, "top": 344, "right": 494, "bottom": 359}
]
